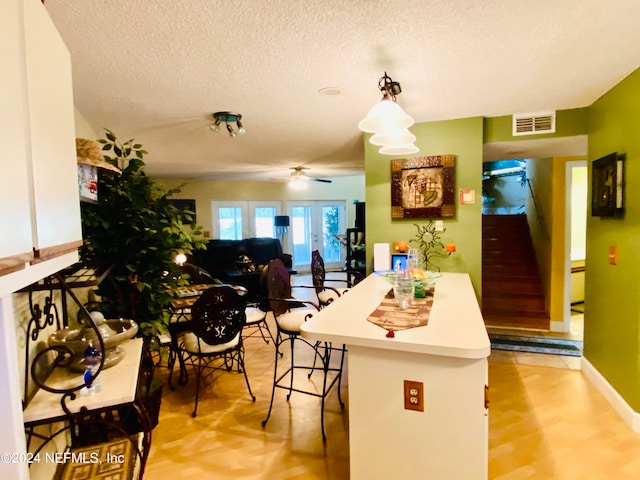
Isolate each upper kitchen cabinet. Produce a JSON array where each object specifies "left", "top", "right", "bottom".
[
  {"left": 0, "top": 0, "right": 82, "bottom": 294},
  {"left": 0, "top": 0, "right": 34, "bottom": 277}
]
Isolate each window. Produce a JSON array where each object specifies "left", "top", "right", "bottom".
[
  {"left": 252, "top": 204, "right": 278, "bottom": 237},
  {"left": 218, "top": 207, "right": 243, "bottom": 240},
  {"left": 211, "top": 201, "right": 282, "bottom": 239}
]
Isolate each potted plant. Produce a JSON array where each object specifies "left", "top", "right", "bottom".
[{"left": 80, "top": 129, "right": 206, "bottom": 347}]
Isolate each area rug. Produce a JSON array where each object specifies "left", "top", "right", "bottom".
[{"left": 489, "top": 333, "right": 583, "bottom": 357}]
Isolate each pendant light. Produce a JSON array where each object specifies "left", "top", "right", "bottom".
[{"left": 358, "top": 73, "right": 419, "bottom": 155}]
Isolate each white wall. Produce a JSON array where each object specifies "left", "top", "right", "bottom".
[{"left": 74, "top": 108, "right": 98, "bottom": 139}]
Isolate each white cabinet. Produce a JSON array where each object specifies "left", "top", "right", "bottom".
[
  {"left": 0, "top": 0, "right": 81, "bottom": 295},
  {"left": 0, "top": 0, "right": 34, "bottom": 277},
  {"left": 302, "top": 273, "right": 491, "bottom": 480}
]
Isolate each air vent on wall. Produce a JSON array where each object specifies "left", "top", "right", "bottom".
[{"left": 512, "top": 111, "right": 556, "bottom": 136}]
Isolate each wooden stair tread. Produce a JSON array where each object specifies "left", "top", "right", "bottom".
[{"left": 482, "top": 213, "right": 547, "bottom": 329}]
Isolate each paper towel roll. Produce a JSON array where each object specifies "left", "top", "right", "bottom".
[{"left": 373, "top": 243, "right": 391, "bottom": 271}]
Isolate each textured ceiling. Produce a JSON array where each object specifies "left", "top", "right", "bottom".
[{"left": 44, "top": 0, "right": 640, "bottom": 180}]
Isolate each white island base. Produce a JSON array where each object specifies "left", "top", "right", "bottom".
[{"left": 301, "top": 272, "right": 490, "bottom": 480}]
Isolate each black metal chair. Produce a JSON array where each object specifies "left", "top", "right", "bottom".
[
  {"left": 310, "top": 249, "right": 351, "bottom": 308},
  {"left": 173, "top": 285, "right": 255, "bottom": 417},
  {"left": 261, "top": 258, "right": 345, "bottom": 441},
  {"left": 242, "top": 303, "right": 274, "bottom": 344}
]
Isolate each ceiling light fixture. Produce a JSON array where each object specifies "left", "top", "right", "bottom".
[
  {"left": 378, "top": 144, "right": 420, "bottom": 155},
  {"left": 289, "top": 177, "right": 307, "bottom": 190},
  {"left": 289, "top": 170, "right": 308, "bottom": 190},
  {"left": 358, "top": 73, "right": 414, "bottom": 133},
  {"left": 358, "top": 73, "right": 419, "bottom": 156},
  {"left": 369, "top": 128, "right": 417, "bottom": 146},
  {"left": 210, "top": 111, "right": 246, "bottom": 137}
]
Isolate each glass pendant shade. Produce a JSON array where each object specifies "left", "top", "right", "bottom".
[
  {"left": 369, "top": 128, "right": 417, "bottom": 146},
  {"left": 358, "top": 98, "right": 414, "bottom": 133},
  {"left": 289, "top": 177, "right": 307, "bottom": 190},
  {"left": 379, "top": 143, "right": 420, "bottom": 156}
]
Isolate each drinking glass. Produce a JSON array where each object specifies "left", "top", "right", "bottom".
[
  {"left": 407, "top": 248, "right": 424, "bottom": 273},
  {"left": 393, "top": 274, "right": 415, "bottom": 309}
]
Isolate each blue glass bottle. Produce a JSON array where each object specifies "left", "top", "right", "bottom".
[{"left": 82, "top": 342, "right": 102, "bottom": 394}]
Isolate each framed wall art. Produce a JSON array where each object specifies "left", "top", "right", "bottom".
[
  {"left": 591, "top": 152, "right": 624, "bottom": 217},
  {"left": 391, "top": 155, "right": 456, "bottom": 218},
  {"left": 169, "top": 198, "right": 197, "bottom": 223}
]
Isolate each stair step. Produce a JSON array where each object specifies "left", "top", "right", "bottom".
[
  {"left": 482, "top": 307, "right": 548, "bottom": 317},
  {"left": 481, "top": 214, "right": 547, "bottom": 329},
  {"left": 482, "top": 295, "right": 546, "bottom": 312},
  {"left": 482, "top": 312, "right": 550, "bottom": 330},
  {"left": 483, "top": 280, "right": 543, "bottom": 295},
  {"left": 483, "top": 265, "right": 540, "bottom": 276}
]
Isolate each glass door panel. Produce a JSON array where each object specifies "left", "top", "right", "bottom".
[
  {"left": 287, "top": 201, "right": 346, "bottom": 271},
  {"left": 321, "top": 205, "right": 342, "bottom": 264},
  {"left": 291, "top": 206, "right": 313, "bottom": 268}
]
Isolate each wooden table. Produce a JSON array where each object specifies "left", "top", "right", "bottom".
[{"left": 301, "top": 272, "right": 490, "bottom": 480}]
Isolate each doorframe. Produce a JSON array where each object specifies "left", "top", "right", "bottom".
[{"left": 558, "top": 160, "right": 587, "bottom": 333}]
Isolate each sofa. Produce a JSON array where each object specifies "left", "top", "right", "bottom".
[{"left": 189, "top": 237, "right": 292, "bottom": 283}]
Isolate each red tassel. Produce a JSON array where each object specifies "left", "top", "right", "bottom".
[{"left": 386, "top": 330, "right": 395, "bottom": 338}]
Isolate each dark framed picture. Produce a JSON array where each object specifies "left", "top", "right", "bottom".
[
  {"left": 591, "top": 153, "right": 624, "bottom": 217},
  {"left": 391, "top": 155, "right": 456, "bottom": 218},
  {"left": 169, "top": 199, "right": 197, "bottom": 223}
]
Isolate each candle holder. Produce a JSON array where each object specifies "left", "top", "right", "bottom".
[{"left": 410, "top": 220, "right": 454, "bottom": 272}]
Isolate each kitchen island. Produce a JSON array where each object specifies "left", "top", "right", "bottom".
[{"left": 301, "top": 272, "right": 490, "bottom": 480}]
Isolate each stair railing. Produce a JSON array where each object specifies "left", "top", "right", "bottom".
[{"left": 526, "top": 178, "right": 550, "bottom": 243}]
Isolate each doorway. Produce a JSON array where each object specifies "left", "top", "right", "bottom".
[
  {"left": 287, "top": 201, "right": 346, "bottom": 272},
  {"left": 563, "top": 161, "right": 587, "bottom": 340}
]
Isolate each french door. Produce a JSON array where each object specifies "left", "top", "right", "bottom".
[{"left": 287, "top": 201, "right": 346, "bottom": 271}]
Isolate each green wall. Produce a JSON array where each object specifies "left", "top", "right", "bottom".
[
  {"left": 484, "top": 107, "right": 589, "bottom": 143},
  {"left": 365, "top": 117, "right": 484, "bottom": 296},
  {"left": 585, "top": 67, "right": 640, "bottom": 410}
]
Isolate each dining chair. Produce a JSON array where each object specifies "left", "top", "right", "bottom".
[
  {"left": 310, "top": 249, "right": 351, "bottom": 308},
  {"left": 173, "top": 284, "right": 255, "bottom": 417},
  {"left": 261, "top": 258, "right": 345, "bottom": 441},
  {"left": 242, "top": 302, "right": 274, "bottom": 344}
]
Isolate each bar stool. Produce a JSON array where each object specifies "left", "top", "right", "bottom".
[{"left": 261, "top": 258, "right": 345, "bottom": 441}]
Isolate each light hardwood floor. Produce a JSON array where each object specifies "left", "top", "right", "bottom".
[{"left": 144, "top": 282, "right": 640, "bottom": 479}]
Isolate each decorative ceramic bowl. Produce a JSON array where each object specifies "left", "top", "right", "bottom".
[{"left": 48, "top": 313, "right": 138, "bottom": 372}]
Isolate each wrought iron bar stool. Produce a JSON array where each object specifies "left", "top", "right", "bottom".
[{"left": 261, "top": 259, "right": 345, "bottom": 441}]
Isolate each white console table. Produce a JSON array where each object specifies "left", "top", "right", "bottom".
[
  {"left": 24, "top": 338, "right": 143, "bottom": 425},
  {"left": 301, "top": 272, "right": 490, "bottom": 480}
]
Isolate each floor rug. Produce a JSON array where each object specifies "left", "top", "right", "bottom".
[{"left": 489, "top": 333, "right": 583, "bottom": 357}]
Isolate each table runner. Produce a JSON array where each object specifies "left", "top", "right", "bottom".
[{"left": 367, "top": 285, "right": 435, "bottom": 332}]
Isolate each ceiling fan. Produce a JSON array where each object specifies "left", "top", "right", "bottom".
[{"left": 289, "top": 166, "right": 332, "bottom": 184}]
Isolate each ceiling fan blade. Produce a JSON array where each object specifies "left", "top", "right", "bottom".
[{"left": 310, "top": 178, "right": 332, "bottom": 183}]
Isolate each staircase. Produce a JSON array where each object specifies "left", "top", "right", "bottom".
[{"left": 482, "top": 214, "right": 549, "bottom": 329}]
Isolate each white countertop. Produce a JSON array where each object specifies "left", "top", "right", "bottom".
[
  {"left": 23, "top": 338, "right": 143, "bottom": 425},
  {"left": 301, "top": 272, "right": 490, "bottom": 359}
]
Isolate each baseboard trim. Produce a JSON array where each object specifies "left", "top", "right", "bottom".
[
  {"left": 581, "top": 356, "right": 640, "bottom": 433},
  {"left": 549, "top": 320, "right": 565, "bottom": 333}
]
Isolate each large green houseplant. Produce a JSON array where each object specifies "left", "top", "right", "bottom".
[{"left": 80, "top": 129, "right": 206, "bottom": 345}]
